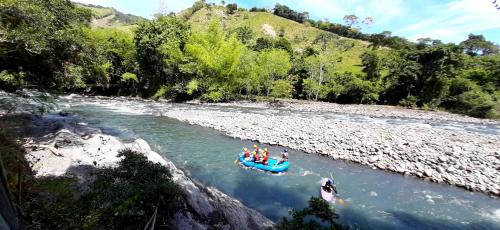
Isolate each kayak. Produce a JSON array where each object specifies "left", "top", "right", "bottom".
[
  {"left": 320, "top": 178, "right": 336, "bottom": 203},
  {"left": 238, "top": 155, "right": 289, "bottom": 172}
]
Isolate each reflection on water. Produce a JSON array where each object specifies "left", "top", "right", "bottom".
[{"left": 61, "top": 99, "right": 500, "bottom": 230}]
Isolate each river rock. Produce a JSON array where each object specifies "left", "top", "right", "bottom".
[{"left": 20, "top": 114, "right": 273, "bottom": 229}]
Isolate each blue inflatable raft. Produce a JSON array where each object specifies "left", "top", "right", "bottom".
[{"left": 238, "top": 155, "right": 289, "bottom": 172}]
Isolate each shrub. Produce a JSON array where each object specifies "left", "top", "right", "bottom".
[
  {"left": 399, "top": 95, "right": 418, "bottom": 108},
  {"left": 361, "top": 93, "right": 379, "bottom": 104},
  {"left": 456, "top": 90, "right": 496, "bottom": 118},
  {"left": 271, "top": 80, "right": 294, "bottom": 99},
  {"left": 186, "top": 79, "right": 199, "bottom": 95},
  {"left": 152, "top": 85, "right": 169, "bottom": 100},
  {"left": 274, "top": 197, "right": 348, "bottom": 230},
  {"left": 226, "top": 3, "right": 237, "bottom": 14},
  {"left": 201, "top": 90, "right": 224, "bottom": 102},
  {"left": 448, "top": 77, "right": 478, "bottom": 96},
  {"left": 22, "top": 149, "right": 182, "bottom": 229},
  {"left": 0, "top": 70, "right": 24, "bottom": 90},
  {"left": 120, "top": 72, "right": 138, "bottom": 83}
]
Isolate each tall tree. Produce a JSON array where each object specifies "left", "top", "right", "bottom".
[
  {"left": 460, "top": 34, "right": 499, "bottom": 56},
  {"left": 256, "top": 49, "right": 292, "bottom": 96},
  {"left": 134, "top": 16, "right": 190, "bottom": 95},
  {"left": 343, "top": 14, "right": 359, "bottom": 27},
  {"left": 183, "top": 18, "right": 246, "bottom": 93},
  {"left": 362, "top": 51, "right": 381, "bottom": 81},
  {"left": 0, "top": 0, "right": 92, "bottom": 89}
]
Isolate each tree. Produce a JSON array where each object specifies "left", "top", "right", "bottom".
[
  {"left": 460, "top": 34, "right": 499, "bottom": 56},
  {"left": 274, "top": 197, "right": 347, "bottom": 230},
  {"left": 362, "top": 51, "right": 381, "bottom": 81},
  {"left": 232, "top": 26, "right": 254, "bottom": 45},
  {"left": 253, "top": 37, "right": 274, "bottom": 51},
  {"left": 226, "top": 3, "right": 237, "bottom": 14},
  {"left": 0, "top": 0, "right": 92, "bottom": 90},
  {"left": 271, "top": 80, "right": 294, "bottom": 98},
  {"left": 304, "top": 53, "right": 336, "bottom": 101},
  {"left": 135, "top": 16, "right": 190, "bottom": 95},
  {"left": 273, "top": 4, "right": 309, "bottom": 23},
  {"left": 256, "top": 49, "right": 292, "bottom": 96},
  {"left": 362, "top": 16, "right": 374, "bottom": 27},
  {"left": 343, "top": 14, "right": 359, "bottom": 27},
  {"left": 183, "top": 18, "right": 246, "bottom": 97},
  {"left": 382, "top": 51, "right": 422, "bottom": 104}
]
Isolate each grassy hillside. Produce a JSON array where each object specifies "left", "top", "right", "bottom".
[
  {"left": 75, "top": 3, "right": 146, "bottom": 33},
  {"left": 186, "top": 6, "right": 388, "bottom": 75}
]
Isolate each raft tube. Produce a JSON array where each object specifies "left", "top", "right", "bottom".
[{"left": 238, "top": 155, "right": 289, "bottom": 172}]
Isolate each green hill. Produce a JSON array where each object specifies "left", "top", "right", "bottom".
[
  {"left": 185, "top": 6, "right": 387, "bottom": 75},
  {"left": 75, "top": 3, "right": 146, "bottom": 33}
]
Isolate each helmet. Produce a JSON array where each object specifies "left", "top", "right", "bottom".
[
  {"left": 253, "top": 144, "right": 258, "bottom": 148},
  {"left": 243, "top": 148, "right": 248, "bottom": 151},
  {"left": 284, "top": 149, "right": 288, "bottom": 153},
  {"left": 264, "top": 148, "right": 268, "bottom": 151}
]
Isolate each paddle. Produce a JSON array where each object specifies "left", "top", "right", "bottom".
[{"left": 330, "top": 173, "right": 345, "bottom": 205}]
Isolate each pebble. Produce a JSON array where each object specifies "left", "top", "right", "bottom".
[{"left": 159, "top": 101, "right": 500, "bottom": 196}]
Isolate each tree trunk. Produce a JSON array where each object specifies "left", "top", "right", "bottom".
[{"left": 315, "top": 63, "right": 324, "bottom": 101}]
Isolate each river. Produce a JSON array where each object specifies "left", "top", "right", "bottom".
[{"left": 58, "top": 96, "right": 500, "bottom": 229}]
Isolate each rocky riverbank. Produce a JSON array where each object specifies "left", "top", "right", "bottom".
[
  {"left": 8, "top": 112, "right": 273, "bottom": 229},
  {"left": 160, "top": 100, "right": 500, "bottom": 196}
]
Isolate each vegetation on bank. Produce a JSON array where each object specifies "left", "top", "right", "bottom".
[
  {"left": 0, "top": 133, "right": 182, "bottom": 229},
  {"left": 0, "top": 0, "right": 498, "bottom": 119}
]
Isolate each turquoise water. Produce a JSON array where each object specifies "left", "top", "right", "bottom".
[{"left": 61, "top": 99, "right": 500, "bottom": 229}]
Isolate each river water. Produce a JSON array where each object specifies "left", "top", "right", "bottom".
[{"left": 59, "top": 96, "right": 500, "bottom": 229}]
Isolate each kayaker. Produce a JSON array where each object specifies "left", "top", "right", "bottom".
[
  {"left": 324, "top": 178, "right": 338, "bottom": 195},
  {"left": 262, "top": 148, "right": 269, "bottom": 165},
  {"left": 274, "top": 149, "right": 289, "bottom": 166}
]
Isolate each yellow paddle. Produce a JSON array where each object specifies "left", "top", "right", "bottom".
[{"left": 330, "top": 173, "right": 345, "bottom": 205}]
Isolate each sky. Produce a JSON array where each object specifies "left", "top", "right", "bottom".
[{"left": 72, "top": 0, "right": 500, "bottom": 44}]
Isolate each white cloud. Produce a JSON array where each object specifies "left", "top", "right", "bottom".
[{"left": 396, "top": 0, "right": 500, "bottom": 42}]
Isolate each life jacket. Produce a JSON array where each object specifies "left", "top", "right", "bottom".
[
  {"left": 253, "top": 152, "right": 260, "bottom": 161},
  {"left": 262, "top": 151, "right": 269, "bottom": 165},
  {"left": 244, "top": 150, "right": 250, "bottom": 158}
]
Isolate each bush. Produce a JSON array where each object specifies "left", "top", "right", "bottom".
[
  {"left": 271, "top": 80, "right": 294, "bottom": 99},
  {"left": 274, "top": 197, "right": 347, "bottom": 230},
  {"left": 398, "top": 95, "right": 418, "bottom": 108},
  {"left": 152, "top": 85, "right": 169, "bottom": 100},
  {"left": 56, "top": 65, "right": 86, "bottom": 90},
  {"left": 120, "top": 72, "right": 138, "bottom": 83},
  {"left": 226, "top": 3, "right": 237, "bottom": 14},
  {"left": 250, "top": 7, "right": 267, "bottom": 12},
  {"left": 186, "top": 79, "right": 200, "bottom": 95},
  {"left": 0, "top": 70, "right": 24, "bottom": 90},
  {"left": 361, "top": 93, "right": 379, "bottom": 104},
  {"left": 456, "top": 90, "right": 496, "bottom": 118},
  {"left": 22, "top": 149, "right": 182, "bottom": 229},
  {"left": 201, "top": 90, "right": 224, "bottom": 102},
  {"left": 448, "top": 78, "right": 478, "bottom": 96}
]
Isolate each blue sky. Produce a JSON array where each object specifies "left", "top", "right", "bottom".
[{"left": 72, "top": 0, "right": 500, "bottom": 44}]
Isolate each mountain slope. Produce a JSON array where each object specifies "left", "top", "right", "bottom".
[
  {"left": 75, "top": 3, "right": 146, "bottom": 32},
  {"left": 186, "top": 6, "right": 388, "bottom": 75}
]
